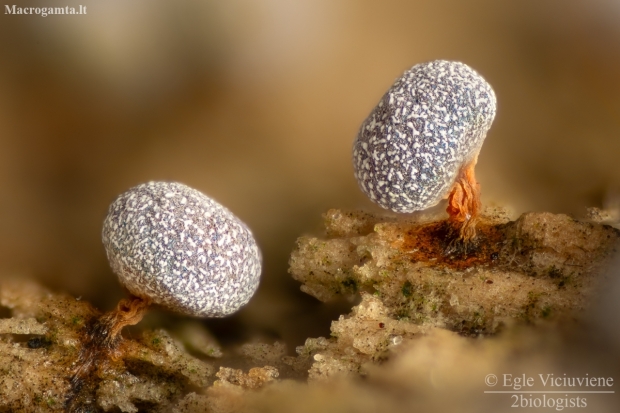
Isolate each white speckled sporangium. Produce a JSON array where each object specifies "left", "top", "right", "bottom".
[
  {"left": 102, "top": 181, "right": 262, "bottom": 317},
  {"left": 353, "top": 60, "right": 497, "bottom": 239}
]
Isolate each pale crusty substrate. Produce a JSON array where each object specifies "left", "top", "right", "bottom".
[
  {"left": 0, "top": 277, "right": 294, "bottom": 412},
  {"left": 1, "top": 208, "right": 619, "bottom": 412},
  {"left": 175, "top": 321, "right": 620, "bottom": 413},
  {"left": 290, "top": 208, "right": 620, "bottom": 335},
  {"left": 2, "top": 277, "right": 619, "bottom": 413},
  {"left": 0, "top": 279, "right": 217, "bottom": 412}
]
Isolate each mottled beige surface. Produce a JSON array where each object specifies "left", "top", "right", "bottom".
[
  {"left": 2, "top": 3, "right": 620, "bottom": 410},
  {"left": 2, "top": 2, "right": 620, "bottom": 350},
  {"left": 0, "top": 279, "right": 214, "bottom": 412},
  {"left": 1, "top": 208, "right": 618, "bottom": 412},
  {"left": 291, "top": 209, "right": 619, "bottom": 334}
]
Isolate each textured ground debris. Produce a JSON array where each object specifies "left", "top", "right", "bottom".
[
  {"left": 282, "top": 207, "right": 620, "bottom": 384},
  {"left": 0, "top": 279, "right": 214, "bottom": 413},
  {"left": 1, "top": 207, "right": 619, "bottom": 412},
  {"left": 290, "top": 293, "right": 433, "bottom": 381},
  {"left": 290, "top": 208, "right": 620, "bottom": 335}
]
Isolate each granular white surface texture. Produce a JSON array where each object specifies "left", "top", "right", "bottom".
[
  {"left": 102, "top": 181, "right": 261, "bottom": 317},
  {"left": 353, "top": 60, "right": 496, "bottom": 213}
]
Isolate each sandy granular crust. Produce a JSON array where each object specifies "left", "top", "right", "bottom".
[
  {"left": 1, "top": 208, "right": 619, "bottom": 412},
  {"left": 290, "top": 208, "right": 620, "bottom": 334}
]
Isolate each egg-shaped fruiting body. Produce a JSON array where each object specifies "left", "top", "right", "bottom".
[
  {"left": 353, "top": 60, "right": 496, "bottom": 213},
  {"left": 102, "top": 181, "right": 261, "bottom": 317}
]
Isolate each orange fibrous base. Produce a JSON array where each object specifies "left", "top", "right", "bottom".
[
  {"left": 67, "top": 296, "right": 150, "bottom": 411},
  {"left": 446, "top": 157, "right": 481, "bottom": 242},
  {"left": 97, "top": 296, "right": 151, "bottom": 347}
]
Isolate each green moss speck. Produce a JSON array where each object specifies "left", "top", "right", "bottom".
[
  {"left": 521, "top": 291, "right": 542, "bottom": 322},
  {"left": 402, "top": 281, "right": 413, "bottom": 298},
  {"left": 395, "top": 308, "right": 409, "bottom": 320},
  {"left": 546, "top": 266, "right": 571, "bottom": 289},
  {"left": 547, "top": 266, "right": 562, "bottom": 278},
  {"left": 342, "top": 278, "right": 357, "bottom": 292}
]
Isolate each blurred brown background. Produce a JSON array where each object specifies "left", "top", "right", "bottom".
[{"left": 1, "top": 0, "right": 619, "bottom": 348}]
